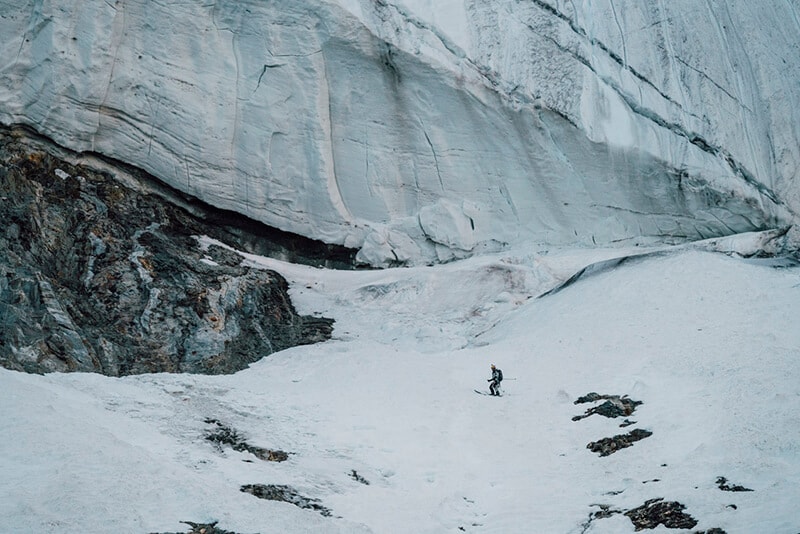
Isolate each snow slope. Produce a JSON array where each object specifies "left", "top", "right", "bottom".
[{"left": 2, "top": 239, "right": 799, "bottom": 533}]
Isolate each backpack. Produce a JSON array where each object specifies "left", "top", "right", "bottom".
[{"left": 497, "top": 369, "right": 503, "bottom": 382}]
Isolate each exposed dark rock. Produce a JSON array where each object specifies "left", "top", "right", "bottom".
[
  {"left": 581, "top": 500, "right": 726, "bottom": 533},
  {"left": 151, "top": 520, "right": 243, "bottom": 534},
  {"left": 349, "top": 469, "right": 370, "bottom": 485},
  {"left": 716, "top": 476, "right": 753, "bottom": 492},
  {"left": 575, "top": 392, "right": 605, "bottom": 404},
  {"left": 624, "top": 498, "right": 698, "bottom": 530},
  {"left": 240, "top": 484, "right": 331, "bottom": 516},
  {"left": 579, "top": 504, "right": 623, "bottom": 533},
  {"left": 205, "top": 418, "right": 289, "bottom": 462},
  {"left": 573, "top": 393, "right": 642, "bottom": 421},
  {"left": 587, "top": 428, "right": 653, "bottom": 456},
  {"left": 590, "top": 504, "right": 621, "bottom": 520},
  {"left": 0, "top": 131, "right": 334, "bottom": 376}
]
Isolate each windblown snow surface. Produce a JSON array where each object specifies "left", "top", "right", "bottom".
[{"left": 2, "top": 235, "right": 799, "bottom": 533}]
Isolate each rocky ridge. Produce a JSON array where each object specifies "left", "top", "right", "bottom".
[{"left": 0, "top": 129, "right": 337, "bottom": 376}]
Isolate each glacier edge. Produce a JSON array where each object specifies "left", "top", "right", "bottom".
[{"left": 0, "top": 0, "right": 797, "bottom": 265}]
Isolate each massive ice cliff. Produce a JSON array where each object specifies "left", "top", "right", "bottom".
[{"left": 1, "top": 0, "right": 798, "bottom": 265}]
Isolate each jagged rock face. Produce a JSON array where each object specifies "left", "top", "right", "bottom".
[
  {"left": 0, "top": 135, "right": 333, "bottom": 376},
  {"left": 0, "top": 1, "right": 798, "bottom": 265}
]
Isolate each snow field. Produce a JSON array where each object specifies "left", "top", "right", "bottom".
[{"left": 2, "top": 243, "right": 799, "bottom": 533}]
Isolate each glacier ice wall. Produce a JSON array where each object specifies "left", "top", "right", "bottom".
[{"left": 0, "top": 0, "right": 797, "bottom": 265}]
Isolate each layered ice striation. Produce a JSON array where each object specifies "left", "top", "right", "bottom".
[{"left": 1, "top": 0, "right": 798, "bottom": 265}]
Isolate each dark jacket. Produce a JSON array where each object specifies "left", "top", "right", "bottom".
[{"left": 491, "top": 368, "right": 503, "bottom": 382}]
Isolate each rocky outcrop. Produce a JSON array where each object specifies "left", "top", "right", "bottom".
[
  {"left": 152, "top": 521, "right": 241, "bottom": 534},
  {"left": 240, "top": 484, "right": 332, "bottom": 517},
  {"left": 624, "top": 498, "right": 698, "bottom": 531},
  {"left": 1, "top": 1, "right": 797, "bottom": 265},
  {"left": 0, "top": 131, "right": 334, "bottom": 376},
  {"left": 205, "top": 418, "right": 290, "bottom": 462}
]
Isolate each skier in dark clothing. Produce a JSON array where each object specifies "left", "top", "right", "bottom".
[{"left": 488, "top": 364, "right": 503, "bottom": 396}]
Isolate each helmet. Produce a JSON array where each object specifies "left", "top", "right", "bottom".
[{"left": 490, "top": 364, "right": 496, "bottom": 369}]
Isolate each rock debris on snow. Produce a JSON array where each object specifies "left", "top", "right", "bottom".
[
  {"left": 204, "top": 419, "right": 289, "bottom": 462},
  {"left": 150, "top": 520, "right": 243, "bottom": 534},
  {"left": 716, "top": 476, "right": 753, "bottom": 492},
  {"left": 586, "top": 428, "right": 654, "bottom": 457},
  {"left": 572, "top": 392, "right": 643, "bottom": 420},
  {"left": 240, "top": 484, "right": 332, "bottom": 517},
  {"left": 623, "top": 498, "right": 698, "bottom": 530}
]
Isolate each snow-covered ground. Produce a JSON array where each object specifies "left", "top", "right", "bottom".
[{"left": 2, "top": 238, "right": 799, "bottom": 533}]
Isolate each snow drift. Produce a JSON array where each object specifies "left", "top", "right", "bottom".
[{"left": 1, "top": 0, "right": 798, "bottom": 265}]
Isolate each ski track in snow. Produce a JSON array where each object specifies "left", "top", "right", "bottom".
[{"left": 2, "top": 238, "right": 800, "bottom": 533}]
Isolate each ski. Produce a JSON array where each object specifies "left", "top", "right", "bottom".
[{"left": 474, "top": 389, "right": 502, "bottom": 397}]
